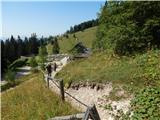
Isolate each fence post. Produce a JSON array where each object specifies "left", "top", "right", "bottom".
[
  {"left": 83, "top": 107, "right": 90, "bottom": 120},
  {"left": 59, "top": 79, "right": 65, "bottom": 101},
  {"left": 47, "top": 76, "right": 49, "bottom": 88},
  {"left": 89, "top": 104, "right": 101, "bottom": 120}
]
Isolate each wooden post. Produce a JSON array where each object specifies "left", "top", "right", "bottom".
[
  {"left": 59, "top": 79, "right": 65, "bottom": 101},
  {"left": 50, "top": 113, "right": 85, "bottom": 120},
  {"left": 83, "top": 107, "right": 90, "bottom": 120},
  {"left": 89, "top": 104, "right": 101, "bottom": 120},
  {"left": 47, "top": 76, "right": 49, "bottom": 88}
]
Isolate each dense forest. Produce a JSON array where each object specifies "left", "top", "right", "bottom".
[
  {"left": 1, "top": 34, "right": 59, "bottom": 73},
  {"left": 66, "top": 19, "right": 98, "bottom": 33},
  {"left": 93, "top": 1, "right": 160, "bottom": 55}
]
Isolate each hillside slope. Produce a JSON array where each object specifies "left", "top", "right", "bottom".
[
  {"left": 1, "top": 73, "right": 78, "bottom": 120},
  {"left": 56, "top": 50, "right": 160, "bottom": 91},
  {"left": 58, "top": 26, "right": 97, "bottom": 53}
]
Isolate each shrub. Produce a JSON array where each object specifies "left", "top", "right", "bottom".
[
  {"left": 28, "top": 57, "right": 38, "bottom": 68},
  {"left": 73, "top": 34, "right": 76, "bottom": 38},
  {"left": 8, "top": 58, "right": 28, "bottom": 70},
  {"left": 31, "top": 68, "right": 39, "bottom": 73},
  {"left": 4, "top": 69, "right": 16, "bottom": 85},
  {"left": 38, "top": 46, "right": 47, "bottom": 56},
  {"left": 136, "top": 50, "right": 160, "bottom": 86},
  {"left": 40, "top": 63, "right": 45, "bottom": 71},
  {"left": 64, "top": 34, "right": 69, "bottom": 38},
  {"left": 130, "top": 87, "right": 160, "bottom": 119}
]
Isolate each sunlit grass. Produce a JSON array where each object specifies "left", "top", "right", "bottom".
[
  {"left": 1, "top": 72, "right": 79, "bottom": 120},
  {"left": 1, "top": 73, "right": 37, "bottom": 92},
  {"left": 58, "top": 26, "right": 97, "bottom": 53},
  {"left": 56, "top": 51, "right": 160, "bottom": 90}
]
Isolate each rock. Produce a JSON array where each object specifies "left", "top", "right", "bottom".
[
  {"left": 90, "top": 83, "right": 96, "bottom": 89},
  {"left": 81, "top": 83, "right": 87, "bottom": 87},
  {"left": 96, "top": 84, "right": 104, "bottom": 91},
  {"left": 99, "top": 84, "right": 104, "bottom": 90},
  {"left": 71, "top": 83, "right": 79, "bottom": 90},
  {"left": 75, "top": 86, "right": 79, "bottom": 90},
  {"left": 96, "top": 84, "right": 100, "bottom": 91},
  {"left": 113, "top": 105, "right": 117, "bottom": 110}
]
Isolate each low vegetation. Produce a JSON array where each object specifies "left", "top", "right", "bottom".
[
  {"left": 1, "top": 72, "right": 79, "bottom": 120},
  {"left": 8, "top": 58, "right": 28, "bottom": 70},
  {"left": 56, "top": 50, "right": 160, "bottom": 91},
  {"left": 58, "top": 26, "right": 97, "bottom": 53},
  {"left": 130, "top": 87, "right": 160, "bottom": 119},
  {"left": 1, "top": 73, "right": 36, "bottom": 92}
]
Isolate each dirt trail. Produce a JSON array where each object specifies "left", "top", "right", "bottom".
[{"left": 47, "top": 56, "right": 132, "bottom": 120}]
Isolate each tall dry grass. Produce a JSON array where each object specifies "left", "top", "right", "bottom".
[{"left": 1, "top": 73, "right": 79, "bottom": 120}]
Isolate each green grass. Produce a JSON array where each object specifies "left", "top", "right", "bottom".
[
  {"left": 1, "top": 72, "right": 79, "bottom": 120},
  {"left": 58, "top": 26, "right": 97, "bottom": 53},
  {"left": 56, "top": 50, "right": 160, "bottom": 91},
  {"left": 1, "top": 73, "right": 36, "bottom": 92},
  {"left": 106, "top": 86, "right": 130, "bottom": 101}
]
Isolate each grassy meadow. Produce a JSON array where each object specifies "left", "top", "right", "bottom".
[
  {"left": 58, "top": 26, "right": 97, "bottom": 53},
  {"left": 56, "top": 50, "right": 160, "bottom": 91},
  {"left": 1, "top": 72, "right": 79, "bottom": 120}
]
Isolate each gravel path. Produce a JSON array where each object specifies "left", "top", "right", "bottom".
[{"left": 47, "top": 56, "right": 132, "bottom": 120}]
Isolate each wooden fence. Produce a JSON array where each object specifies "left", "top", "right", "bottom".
[{"left": 41, "top": 72, "right": 101, "bottom": 120}]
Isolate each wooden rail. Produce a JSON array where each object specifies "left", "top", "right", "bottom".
[
  {"left": 59, "top": 80, "right": 65, "bottom": 101},
  {"left": 41, "top": 70, "right": 101, "bottom": 120},
  {"left": 49, "top": 113, "right": 85, "bottom": 120},
  {"left": 49, "top": 104, "right": 100, "bottom": 120}
]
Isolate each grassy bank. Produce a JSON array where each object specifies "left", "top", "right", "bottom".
[
  {"left": 56, "top": 50, "right": 160, "bottom": 91},
  {"left": 1, "top": 72, "right": 79, "bottom": 120},
  {"left": 1, "top": 73, "right": 35, "bottom": 92},
  {"left": 58, "top": 26, "right": 97, "bottom": 53}
]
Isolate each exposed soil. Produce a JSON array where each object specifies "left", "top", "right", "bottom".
[{"left": 47, "top": 56, "right": 132, "bottom": 120}]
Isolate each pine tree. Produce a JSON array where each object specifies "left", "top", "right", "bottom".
[
  {"left": 8, "top": 36, "right": 17, "bottom": 61},
  {"left": 1, "top": 40, "right": 6, "bottom": 73},
  {"left": 24, "top": 37, "right": 29, "bottom": 55},
  {"left": 17, "top": 35, "right": 23, "bottom": 57},
  {"left": 52, "top": 37, "right": 60, "bottom": 54},
  {"left": 29, "top": 33, "right": 39, "bottom": 55},
  {"left": 47, "top": 37, "right": 60, "bottom": 54}
]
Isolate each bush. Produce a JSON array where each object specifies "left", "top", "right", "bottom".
[
  {"left": 31, "top": 68, "right": 39, "bottom": 73},
  {"left": 40, "top": 63, "right": 45, "bottom": 71},
  {"left": 130, "top": 87, "right": 160, "bottom": 119},
  {"left": 73, "top": 34, "right": 76, "bottom": 38},
  {"left": 8, "top": 58, "right": 28, "bottom": 70},
  {"left": 39, "top": 46, "right": 47, "bottom": 57},
  {"left": 28, "top": 57, "right": 38, "bottom": 68},
  {"left": 136, "top": 50, "right": 160, "bottom": 86},
  {"left": 64, "top": 34, "right": 69, "bottom": 38},
  {"left": 4, "top": 69, "right": 16, "bottom": 84}
]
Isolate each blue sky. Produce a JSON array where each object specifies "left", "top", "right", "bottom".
[{"left": 1, "top": 1, "right": 105, "bottom": 39}]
